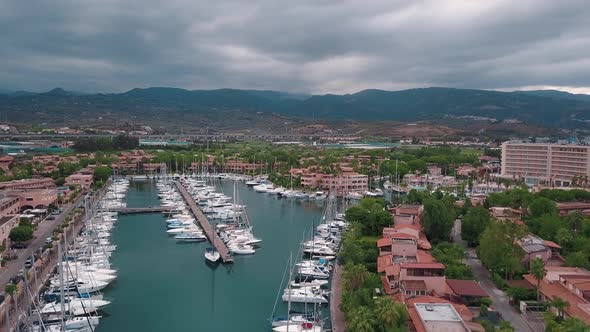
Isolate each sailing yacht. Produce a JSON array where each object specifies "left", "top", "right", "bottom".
[{"left": 204, "top": 247, "right": 221, "bottom": 264}]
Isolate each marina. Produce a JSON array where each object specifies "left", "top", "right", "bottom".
[{"left": 97, "top": 178, "right": 328, "bottom": 331}]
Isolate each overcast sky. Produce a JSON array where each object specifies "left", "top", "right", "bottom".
[{"left": 2, "top": 0, "right": 590, "bottom": 94}]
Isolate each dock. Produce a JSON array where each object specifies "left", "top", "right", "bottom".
[
  {"left": 174, "top": 181, "right": 233, "bottom": 263},
  {"left": 100, "top": 207, "right": 173, "bottom": 214}
]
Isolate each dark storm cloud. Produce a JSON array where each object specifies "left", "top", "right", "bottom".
[{"left": 1, "top": 0, "right": 590, "bottom": 93}]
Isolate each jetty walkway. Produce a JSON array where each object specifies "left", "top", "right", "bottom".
[{"left": 174, "top": 181, "right": 233, "bottom": 263}]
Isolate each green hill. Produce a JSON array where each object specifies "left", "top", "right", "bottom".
[{"left": 0, "top": 87, "right": 588, "bottom": 129}]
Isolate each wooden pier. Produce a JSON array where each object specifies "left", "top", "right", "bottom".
[
  {"left": 174, "top": 181, "right": 233, "bottom": 263},
  {"left": 101, "top": 207, "right": 173, "bottom": 214}
]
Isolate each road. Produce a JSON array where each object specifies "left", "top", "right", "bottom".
[
  {"left": 453, "top": 218, "right": 539, "bottom": 332},
  {"left": 0, "top": 195, "right": 84, "bottom": 291}
]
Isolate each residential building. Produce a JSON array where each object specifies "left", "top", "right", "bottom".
[
  {"left": 143, "top": 163, "right": 167, "bottom": 173},
  {"left": 0, "top": 215, "right": 19, "bottom": 247},
  {"left": 407, "top": 301, "right": 474, "bottom": 332},
  {"left": 0, "top": 196, "right": 20, "bottom": 217},
  {"left": 0, "top": 178, "right": 55, "bottom": 190},
  {"left": 524, "top": 267, "right": 590, "bottom": 324},
  {"left": 7, "top": 189, "right": 58, "bottom": 210},
  {"left": 299, "top": 172, "right": 368, "bottom": 196},
  {"left": 377, "top": 204, "right": 446, "bottom": 296},
  {"left": 519, "top": 233, "right": 563, "bottom": 267},
  {"left": 65, "top": 174, "right": 94, "bottom": 190},
  {"left": 556, "top": 202, "right": 590, "bottom": 217},
  {"left": 501, "top": 142, "right": 590, "bottom": 186},
  {"left": 446, "top": 279, "right": 489, "bottom": 304}
]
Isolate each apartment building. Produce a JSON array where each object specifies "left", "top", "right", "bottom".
[
  {"left": 524, "top": 267, "right": 590, "bottom": 324},
  {"left": 501, "top": 142, "right": 590, "bottom": 186},
  {"left": 0, "top": 178, "right": 55, "bottom": 190},
  {"left": 300, "top": 172, "right": 368, "bottom": 196}
]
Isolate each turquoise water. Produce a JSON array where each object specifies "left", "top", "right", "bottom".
[{"left": 97, "top": 180, "right": 326, "bottom": 332}]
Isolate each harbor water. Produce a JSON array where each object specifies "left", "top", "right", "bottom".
[{"left": 97, "top": 179, "right": 326, "bottom": 331}]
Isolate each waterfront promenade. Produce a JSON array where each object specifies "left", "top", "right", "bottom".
[
  {"left": 174, "top": 181, "right": 233, "bottom": 263},
  {"left": 330, "top": 263, "right": 345, "bottom": 332},
  {"left": 0, "top": 182, "right": 110, "bottom": 332}
]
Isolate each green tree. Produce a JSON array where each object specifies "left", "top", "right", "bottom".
[
  {"left": 93, "top": 165, "right": 112, "bottom": 183},
  {"left": 9, "top": 226, "right": 33, "bottom": 243},
  {"left": 506, "top": 286, "right": 534, "bottom": 304},
  {"left": 347, "top": 306, "right": 376, "bottom": 332},
  {"left": 461, "top": 206, "right": 491, "bottom": 245},
  {"left": 565, "top": 251, "right": 589, "bottom": 269},
  {"left": 422, "top": 198, "right": 454, "bottom": 243},
  {"left": 551, "top": 297, "right": 570, "bottom": 321},
  {"left": 343, "top": 264, "right": 369, "bottom": 291},
  {"left": 478, "top": 220, "right": 526, "bottom": 279},
  {"left": 345, "top": 198, "right": 391, "bottom": 236},
  {"left": 528, "top": 197, "right": 557, "bottom": 219},
  {"left": 530, "top": 258, "right": 546, "bottom": 301},
  {"left": 561, "top": 317, "right": 590, "bottom": 331},
  {"left": 373, "top": 297, "right": 408, "bottom": 331}
]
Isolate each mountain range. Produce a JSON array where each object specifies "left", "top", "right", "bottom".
[{"left": 0, "top": 87, "right": 589, "bottom": 130}]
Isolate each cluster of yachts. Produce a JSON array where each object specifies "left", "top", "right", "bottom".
[
  {"left": 157, "top": 175, "right": 262, "bottom": 261},
  {"left": 157, "top": 180, "right": 208, "bottom": 244},
  {"left": 23, "top": 179, "right": 129, "bottom": 331},
  {"left": 270, "top": 199, "right": 350, "bottom": 332},
  {"left": 247, "top": 179, "right": 383, "bottom": 201}
]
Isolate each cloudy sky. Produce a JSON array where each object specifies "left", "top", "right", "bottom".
[{"left": 2, "top": 0, "right": 590, "bottom": 94}]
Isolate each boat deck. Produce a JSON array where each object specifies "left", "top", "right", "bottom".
[
  {"left": 101, "top": 207, "right": 173, "bottom": 214},
  {"left": 174, "top": 181, "right": 233, "bottom": 263}
]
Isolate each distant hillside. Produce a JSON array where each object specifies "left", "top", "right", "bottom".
[
  {"left": 0, "top": 87, "right": 588, "bottom": 129},
  {"left": 515, "top": 89, "right": 590, "bottom": 102}
]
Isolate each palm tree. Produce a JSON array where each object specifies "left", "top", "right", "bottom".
[
  {"left": 348, "top": 306, "right": 376, "bottom": 332},
  {"left": 374, "top": 297, "right": 409, "bottom": 330},
  {"left": 530, "top": 258, "right": 547, "bottom": 301},
  {"left": 343, "top": 263, "right": 369, "bottom": 291},
  {"left": 551, "top": 297, "right": 570, "bottom": 321}
]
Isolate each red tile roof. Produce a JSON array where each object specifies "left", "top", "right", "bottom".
[
  {"left": 401, "top": 262, "right": 444, "bottom": 269},
  {"left": 377, "top": 254, "right": 392, "bottom": 273},
  {"left": 524, "top": 274, "right": 590, "bottom": 325},
  {"left": 446, "top": 279, "right": 488, "bottom": 297},
  {"left": 377, "top": 237, "right": 391, "bottom": 247},
  {"left": 416, "top": 250, "right": 435, "bottom": 263},
  {"left": 408, "top": 307, "right": 427, "bottom": 332},
  {"left": 543, "top": 240, "right": 561, "bottom": 249}
]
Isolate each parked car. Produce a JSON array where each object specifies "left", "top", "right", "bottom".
[
  {"left": 46, "top": 216, "right": 55, "bottom": 220},
  {"left": 45, "top": 237, "right": 53, "bottom": 244},
  {"left": 11, "top": 242, "right": 27, "bottom": 249},
  {"left": 24, "top": 256, "right": 33, "bottom": 269}
]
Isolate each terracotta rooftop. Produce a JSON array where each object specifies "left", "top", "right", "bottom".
[
  {"left": 543, "top": 240, "right": 561, "bottom": 249},
  {"left": 524, "top": 274, "right": 590, "bottom": 325},
  {"left": 416, "top": 250, "right": 435, "bottom": 263},
  {"left": 377, "top": 237, "right": 391, "bottom": 247},
  {"left": 401, "top": 262, "right": 445, "bottom": 270},
  {"left": 446, "top": 279, "right": 488, "bottom": 297},
  {"left": 402, "top": 279, "right": 427, "bottom": 291},
  {"left": 377, "top": 254, "right": 392, "bottom": 273},
  {"left": 385, "top": 264, "right": 401, "bottom": 277}
]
